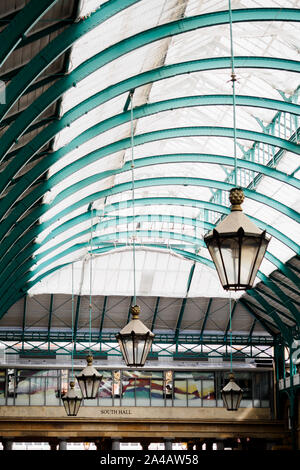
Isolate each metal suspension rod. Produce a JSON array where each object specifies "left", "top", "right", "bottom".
[
  {"left": 229, "top": 292, "right": 233, "bottom": 372},
  {"left": 89, "top": 215, "right": 93, "bottom": 353},
  {"left": 130, "top": 90, "right": 137, "bottom": 306},
  {"left": 71, "top": 262, "right": 74, "bottom": 380},
  {"left": 228, "top": 0, "right": 238, "bottom": 186}
]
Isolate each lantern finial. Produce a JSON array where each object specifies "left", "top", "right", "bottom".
[
  {"left": 130, "top": 305, "right": 140, "bottom": 319},
  {"left": 229, "top": 187, "right": 244, "bottom": 211},
  {"left": 86, "top": 354, "right": 93, "bottom": 366}
]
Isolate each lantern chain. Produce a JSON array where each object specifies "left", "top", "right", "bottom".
[{"left": 228, "top": 0, "right": 238, "bottom": 187}]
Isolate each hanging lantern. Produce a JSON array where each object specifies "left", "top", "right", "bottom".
[
  {"left": 116, "top": 305, "right": 155, "bottom": 367},
  {"left": 76, "top": 355, "right": 102, "bottom": 399},
  {"left": 221, "top": 373, "right": 243, "bottom": 411},
  {"left": 204, "top": 187, "right": 271, "bottom": 291},
  {"left": 62, "top": 381, "right": 82, "bottom": 416}
]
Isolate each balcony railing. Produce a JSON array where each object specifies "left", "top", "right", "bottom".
[{"left": 278, "top": 374, "right": 300, "bottom": 390}]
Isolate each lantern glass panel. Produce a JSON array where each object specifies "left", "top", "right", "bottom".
[
  {"left": 206, "top": 231, "right": 269, "bottom": 290},
  {"left": 246, "top": 236, "right": 269, "bottom": 287},
  {"left": 77, "top": 375, "right": 102, "bottom": 399},
  {"left": 221, "top": 384, "right": 243, "bottom": 411},
  {"left": 117, "top": 333, "right": 153, "bottom": 367},
  {"left": 62, "top": 387, "right": 82, "bottom": 416},
  {"left": 219, "top": 236, "right": 240, "bottom": 287},
  {"left": 207, "top": 242, "right": 227, "bottom": 287},
  {"left": 62, "top": 396, "right": 82, "bottom": 416}
]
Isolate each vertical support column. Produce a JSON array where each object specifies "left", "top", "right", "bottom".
[
  {"left": 205, "top": 439, "right": 213, "bottom": 451},
  {"left": 2, "top": 439, "right": 13, "bottom": 450},
  {"left": 216, "top": 440, "right": 224, "bottom": 450},
  {"left": 289, "top": 341, "right": 298, "bottom": 450},
  {"left": 164, "top": 439, "right": 173, "bottom": 450},
  {"left": 49, "top": 440, "right": 58, "bottom": 451},
  {"left": 186, "top": 440, "right": 195, "bottom": 450},
  {"left": 111, "top": 438, "right": 121, "bottom": 450},
  {"left": 274, "top": 338, "right": 286, "bottom": 419},
  {"left": 195, "top": 440, "right": 204, "bottom": 450},
  {"left": 58, "top": 440, "right": 67, "bottom": 451},
  {"left": 22, "top": 294, "right": 27, "bottom": 349},
  {"left": 140, "top": 440, "right": 150, "bottom": 450},
  {"left": 95, "top": 438, "right": 111, "bottom": 451},
  {"left": 297, "top": 390, "right": 300, "bottom": 451}
]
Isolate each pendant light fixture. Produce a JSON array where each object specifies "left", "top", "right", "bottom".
[
  {"left": 62, "top": 380, "right": 83, "bottom": 416},
  {"left": 116, "top": 90, "right": 155, "bottom": 367},
  {"left": 221, "top": 372, "right": 243, "bottom": 411},
  {"left": 204, "top": 187, "right": 271, "bottom": 291},
  {"left": 62, "top": 263, "right": 83, "bottom": 416},
  {"left": 204, "top": 1, "right": 270, "bottom": 291},
  {"left": 76, "top": 353, "right": 103, "bottom": 399},
  {"left": 76, "top": 218, "right": 102, "bottom": 398},
  {"left": 221, "top": 295, "right": 243, "bottom": 411}
]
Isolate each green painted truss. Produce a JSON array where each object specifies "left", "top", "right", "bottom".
[{"left": 0, "top": 1, "right": 298, "bottom": 351}]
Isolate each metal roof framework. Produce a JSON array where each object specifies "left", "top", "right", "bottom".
[{"left": 0, "top": 0, "right": 299, "bottom": 357}]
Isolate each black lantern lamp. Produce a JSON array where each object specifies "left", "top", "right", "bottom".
[
  {"left": 221, "top": 373, "right": 243, "bottom": 411},
  {"left": 116, "top": 305, "right": 155, "bottom": 367},
  {"left": 76, "top": 354, "right": 102, "bottom": 399},
  {"left": 62, "top": 381, "right": 82, "bottom": 416},
  {"left": 204, "top": 187, "right": 270, "bottom": 291}
]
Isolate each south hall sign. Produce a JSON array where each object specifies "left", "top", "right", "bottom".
[{"left": 100, "top": 408, "right": 133, "bottom": 416}]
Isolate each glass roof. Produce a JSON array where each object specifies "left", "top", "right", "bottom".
[{"left": 26, "top": 0, "right": 299, "bottom": 300}]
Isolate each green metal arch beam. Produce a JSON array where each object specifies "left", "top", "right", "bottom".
[
  {"left": 2, "top": 56, "right": 300, "bottom": 199},
  {"left": 0, "top": 0, "right": 141, "bottom": 123},
  {"left": 256, "top": 272, "right": 300, "bottom": 323},
  {"left": 48, "top": 197, "right": 300, "bottom": 255},
  {"left": 39, "top": 152, "right": 300, "bottom": 209},
  {"left": 0, "top": 214, "right": 209, "bottom": 291},
  {"left": 2, "top": 94, "right": 300, "bottom": 224},
  {"left": 0, "top": 0, "right": 59, "bottom": 68},
  {"left": 28, "top": 227, "right": 300, "bottom": 325},
  {"left": 0, "top": 215, "right": 298, "bottom": 327},
  {"left": 0, "top": 207, "right": 296, "bottom": 306},
  {"left": 239, "top": 298, "right": 278, "bottom": 337},
  {"left": 0, "top": 125, "right": 299, "bottom": 252},
  {"left": 36, "top": 215, "right": 206, "bottom": 262},
  {"left": 0, "top": 214, "right": 206, "bottom": 291},
  {"left": 0, "top": 232, "right": 269, "bottom": 316},
  {"left": 0, "top": 239, "right": 292, "bottom": 340},
  {"left": 0, "top": 170, "right": 299, "bottom": 286},
  {"left": 2, "top": 142, "right": 300, "bottom": 244},
  {"left": 43, "top": 198, "right": 299, "bottom": 252},
  {"left": 27, "top": 220, "right": 300, "bottom": 324},
  {"left": 0, "top": 188, "right": 297, "bottom": 297},
  {"left": 1, "top": 147, "right": 297, "bottom": 276},
  {"left": 0, "top": 233, "right": 207, "bottom": 315},
  {"left": 0, "top": 7, "right": 299, "bottom": 189},
  {"left": 5, "top": 91, "right": 300, "bottom": 182},
  {"left": 0, "top": 169, "right": 298, "bottom": 293},
  {"left": 245, "top": 290, "right": 292, "bottom": 343},
  {"left": 1, "top": 7, "right": 299, "bottom": 158},
  {"left": 1, "top": 195, "right": 297, "bottom": 309},
  {"left": 263, "top": 252, "right": 300, "bottom": 288},
  {"left": 171, "top": 248, "right": 298, "bottom": 339}
]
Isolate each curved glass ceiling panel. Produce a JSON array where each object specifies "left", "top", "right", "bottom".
[{"left": 26, "top": 0, "right": 300, "bottom": 299}]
